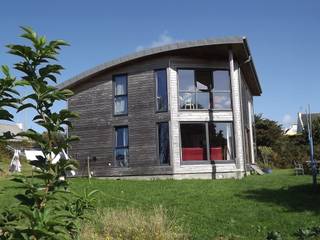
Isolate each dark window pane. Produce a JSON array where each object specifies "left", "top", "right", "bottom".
[
  {"left": 114, "top": 75, "right": 127, "bottom": 95},
  {"left": 213, "top": 92, "right": 231, "bottom": 110},
  {"left": 114, "top": 96, "right": 128, "bottom": 115},
  {"left": 179, "top": 92, "right": 196, "bottom": 109},
  {"left": 116, "top": 127, "right": 128, "bottom": 147},
  {"left": 181, "top": 124, "right": 207, "bottom": 161},
  {"left": 178, "top": 69, "right": 195, "bottom": 91},
  {"left": 196, "top": 69, "right": 212, "bottom": 90},
  {"left": 158, "top": 122, "right": 170, "bottom": 165},
  {"left": 115, "top": 148, "right": 128, "bottom": 167},
  {"left": 208, "top": 122, "right": 234, "bottom": 160},
  {"left": 197, "top": 92, "right": 210, "bottom": 109},
  {"left": 115, "top": 126, "right": 129, "bottom": 167},
  {"left": 213, "top": 70, "right": 230, "bottom": 91},
  {"left": 155, "top": 70, "right": 168, "bottom": 112}
]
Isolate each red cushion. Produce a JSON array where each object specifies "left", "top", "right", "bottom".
[
  {"left": 210, "top": 147, "right": 223, "bottom": 160},
  {"left": 182, "top": 148, "right": 205, "bottom": 161}
]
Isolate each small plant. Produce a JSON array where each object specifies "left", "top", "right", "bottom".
[
  {"left": 266, "top": 231, "right": 282, "bottom": 240},
  {"left": 295, "top": 226, "right": 320, "bottom": 240},
  {"left": 0, "top": 27, "right": 93, "bottom": 240}
]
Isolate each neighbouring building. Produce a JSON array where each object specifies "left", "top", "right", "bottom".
[
  {"left": 59, "top": 37, "right": 262, "bottom": 179},
  {"left": 297, "top": 112, "right": 320, "bottom": 133},
  {"left": 284, "top": 123, "right": 298, "bottom": 136},
  {"left": 0, "top": 123, "right": 25, "bottom": 141}
]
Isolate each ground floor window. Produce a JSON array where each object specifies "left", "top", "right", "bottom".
[
  {"left": 181, "top": 123, "right": 207, "bottom": 160},
  {"left": 180, "top": 122, "right": 235, "bottom": 162},
  {"left": 114, "top": 126, "right": 129, "bottom": 167},
  {"left": 208, "top": 122, "right": 234, "bottom": 160},
  {"left": 158, "top": 122, "right": 170, "bottom": 165}
]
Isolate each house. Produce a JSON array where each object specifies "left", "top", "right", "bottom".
[
  {"left": 297, "top": 112, "right": 320, "bottom": 133},
  {"left": 284, "top": 123, "right": 298, "bottom": 136},
  {"left": 0, "top": 123, "right": 25, "bottom": 141},
  {"left": 59, "top": 37, "right": 262, "bottom": 179}
]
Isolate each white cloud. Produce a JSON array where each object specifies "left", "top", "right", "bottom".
[
  {"left": 136, "top": 31, "right": 180, "bottom": 51},
  {"left": 282, "top": 114, "right": 293, "bottom": 127}
]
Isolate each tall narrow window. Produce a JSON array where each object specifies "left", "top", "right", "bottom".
[
  {"left": 158, "top": 122, "right": 170, "bottom": 165},
  {"left": 208, "top": 122, "right": 234, "bottom": 160},
  {"left": 180, "top": 123, "right": 207, "bottom": 161},
  {"left": 155, "top": 69, "right": 168, "bottom": 112},
  {"left": 114, "top": 74, "right": 128, "bottom": 115},
  {"left": 212, "top": 70, "right": 231, "bottom": 110},
  {"left": 114, "top": 126, "right": 129, "bottom": 167}
]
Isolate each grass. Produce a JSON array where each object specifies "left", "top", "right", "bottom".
[
  {"left": 80, "top": 207, "right": 188, "bottom": 240},
  {"left": 0, "top": 170, "right": 320, "bottom": 239}
]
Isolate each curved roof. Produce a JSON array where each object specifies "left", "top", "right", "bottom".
[{"left": 58, "top": 37, "right": 262, "bottom": 95}]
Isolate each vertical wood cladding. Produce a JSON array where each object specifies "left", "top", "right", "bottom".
[{"left": 68, "top": 57, "right": 172, "bottom": 177}]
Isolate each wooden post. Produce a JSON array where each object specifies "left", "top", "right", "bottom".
[{"left": 87, "top": 156, "right": 91, "bottom": 183}]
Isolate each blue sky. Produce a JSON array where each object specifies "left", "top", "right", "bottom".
[{"left": 1, "top": 0, "right": 319, "bottom": 130}]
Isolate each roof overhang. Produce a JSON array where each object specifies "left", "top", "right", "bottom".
[{"left": 58, "top": 37, "right": 262, "bottom": 96}]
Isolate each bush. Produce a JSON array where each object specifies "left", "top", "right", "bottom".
[{"left": 79, "top": 207, "right": 189, "bottom": 240}]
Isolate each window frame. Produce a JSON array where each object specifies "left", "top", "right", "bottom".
[
  {"left": 113, "top": 126, "right": 129, "bottom": 167},
  {"left": 113, "top": 74, "right": 128, "bottom": 116},
  {"left": 154, "top": 69, "right": 169, "bottom": 113},
  {"left": 179, "top": 121, "right": 236, "bottom": 165},
  {"left": 177, "top": 68, "right": 232, "bottom": 111}
]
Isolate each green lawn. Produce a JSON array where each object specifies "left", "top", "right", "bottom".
[{"left": 0, "top": 170, "right": 320, "bottom": 239}]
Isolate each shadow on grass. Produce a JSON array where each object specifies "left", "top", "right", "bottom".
[{"left": 241, "top": 184, "right": 320, "bottom": 214}]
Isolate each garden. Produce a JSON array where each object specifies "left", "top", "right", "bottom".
[{"left": 0, "top": 27, "right": 319, "bottom": 240}]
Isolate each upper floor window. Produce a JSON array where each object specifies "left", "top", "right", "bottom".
[
  {"left": 114, "top": 74, "right": 128, "bottom": 115},
  {"left": 114, "top": 126, "right": 129, "bottom": 167},
  {"left": 155, "top": 69, "right": 168, "bottom": 112},
  {"left": 178, "top": 69, "right": 231, "bottom": 110}
]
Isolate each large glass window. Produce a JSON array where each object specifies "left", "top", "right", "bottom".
[
  {"left": 114, "top": 74, "right": 128, "bottom": 115},
  {"left": 208, "top": 122, "right": 234, "bottom": 160},
  {"left": 213, "top": 70, "right": 231, "bottom": 110},
  {"left": 155, "top": 69, "right": 168, "bottom": 112},
  {"left": 178, "top": 69, "right": 231, "bottom": 110},
  {"left": 180, "top": 123, "right": 207, "bottom": 161},
  {"left": 158, "top": 122, "right": 170, "bottom": 164},
  {"left": 180, "top": 122, "right": 235, "bottom": 162},
  {"left": 114, "top": 126, "right": 129, "bottom": 167}
]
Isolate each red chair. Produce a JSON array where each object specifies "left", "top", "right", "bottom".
[
  {"left": 210, "top": 147, "right": 223, "bottom": 160},
  {"left": 182, "top": 148, "right": 206, "bottom": 161}
]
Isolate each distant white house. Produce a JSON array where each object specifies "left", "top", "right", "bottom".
[
  {"left": 284, "top": 123, "right": 298, "bottom": 136},
  {"left": 284, "top": 112, "right": 320, "bottom": 136},
  {"left": 0, "top": 123, "right": 25, "bottom": 141}
]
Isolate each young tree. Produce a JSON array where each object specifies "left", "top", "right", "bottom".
[
  {"left": 0, "top": 27, "right": 95, "bottom": 240},
  {"left": 0, "top": 65, "right": 20, "bottom": 140}
]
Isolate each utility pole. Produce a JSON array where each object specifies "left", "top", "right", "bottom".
[{"left": 306, "top": 105, "right": 317, "bottom": 191}]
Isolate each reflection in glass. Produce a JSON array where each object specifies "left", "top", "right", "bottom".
[
  {"left": 115, "top": 126, "right": 129, "bottom": 167},
  {"left": 180, "top": 124, "right": 207, "bottom": 161},
  {"left": 114, "top": 75, "right": 128, "bottom": 115},
  {"left": 179, "top": 92, "right": 196, "bottom": 109},
  {"left": 179, "top": 69, "right": 195, "bottom": 91},
  {"left": 213, "top": 70, "right": 230, "bottom": 91},
  {"left": 208, "top": 122, "right": 234, "bottom": 160},
  {"left": 155, "top": 70, "right": 168, "bottom": 112},
  {"left": 197, "top": 92, "right": 210, "bottom": 109},
  {"left": 158, "top": 122, "right": 170, "bottom": 165},
  {"left": 114, "top": 96, "right": 128, "bottom": 115},
  {"left": 213, "top": 92, "right": 231, "bottom": 110}
]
